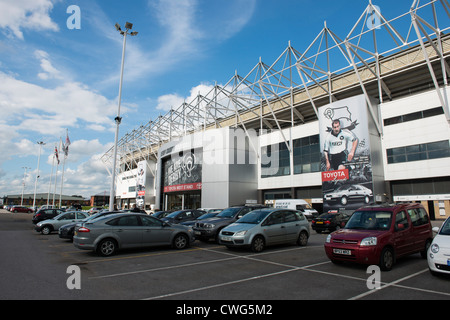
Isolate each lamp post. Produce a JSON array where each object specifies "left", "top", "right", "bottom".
[
  {"left": 32, "top": 141, "right": 45, "bottom": 210},
  {"left": 109, "top": 22, "right": 138, "bottom": 211},
  {"left": 21, "top": 166, "right": 31, "bottom": 206}
]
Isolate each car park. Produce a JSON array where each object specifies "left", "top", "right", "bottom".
[
  {"left": 219, "top": 208, "right": 310, "bottom": 252},
  {"left": 10, "top": 206, "right": 33, "bottom": 213},
  {"left": 58, "top": 210, "right": 124, "bottom": 241},
  {"left": 73, "top": 213, "right": 195, "bottom": 256},
  {"left": 324, "top": 203, "right": 433, "bottom": 271},
  {"left": 193, "top": 204, "right": 266, "bottom": 242},
  {"left": 311, "top": 212, "right": 350, "bottom": 233},
  {"left": 35, "top": 211, "right": 90, "bottom": 235},
  {"left": 32, "top": 208, "right": 64, "bottom": 224},
  {"left": 161, "top": 209, "right": 205, "bottom": 224},
  {"left": 428, "top": 216, "right": 450, "bottom": 276}
]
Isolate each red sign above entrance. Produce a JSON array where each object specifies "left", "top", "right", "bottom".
[{"left": 164, "top": 182, "right": 202, "bottom": 193}]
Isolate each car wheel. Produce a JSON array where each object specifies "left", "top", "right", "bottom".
[
  {"left": 251, "top": 236, "right": 265, "bottom": 253},
  {"left": 340, "top": 196, "right": 348, "bottom": 205},
  {"left": 173, "top": 234, "right": 189, "bottom": 250},
  {"left": 97, "top": 239, "right": 117, "bottom": 257},
  {"left": 41, "top": 226, "right": 52, "bottom": 235},
  {"left": 420, "top": 239, "right": 432, "bottom": 259},
  {"left": 297, "top": 231, "right": 309, "bottom": 246},
  {"left": 379, "top": 247, "right": 394, "bottom": 271}
]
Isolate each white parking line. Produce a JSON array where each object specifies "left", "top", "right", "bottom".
[
  {"left": 142, "top": 261, "right": 331, "bottom": 300},
  {"left": 348, "top": 269, "right": 450, "bottom": 300}
]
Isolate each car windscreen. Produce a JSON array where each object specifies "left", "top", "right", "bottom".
[
  {"left": 166, "top": 210, "right": 184, "bottom": 218},
  {"left": 439, "top": 218, "right": 450, "bottom": 236},
  {"left": 216, "top": 207, "right": 241, "bottom": 218},
  {"left": 236, "top": 210, "right": 271, "bottom": 224},
  {"left": 345, "top": 210, "right": 392, "bottom": 231}
]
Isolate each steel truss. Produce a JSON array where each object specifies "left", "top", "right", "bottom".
[{"left": 102, "top": 0, "right": 450, "bottom": 189}]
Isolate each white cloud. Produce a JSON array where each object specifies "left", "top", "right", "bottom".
[
  {"left": 156, "top": 83, "right": 216, "bottom": 112},
  {"left": 0, "top": 71, "right": 119, "bottom": 135},
  {"left": 0, "top": 0, "right": 59, "bottom": 39}
]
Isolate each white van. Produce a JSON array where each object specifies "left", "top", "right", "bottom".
[{"left": 273, "top": 199, "right": 319, "bottom": 220}]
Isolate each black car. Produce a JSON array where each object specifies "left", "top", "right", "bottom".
[
  {"left": 161, "top": 209, "right": 205, "bottom": 224},
  {"left": 58, "top": 210, "right": 124, "bottom": 241},
  {"left": 193, "top": 205, "right": 266, "bottom": 242},
  {"left": 32, "top": 208, "right": 64, "bottom": 224},
  {"left": 311, "top": 212, "right": 351, "bottom": 233}
]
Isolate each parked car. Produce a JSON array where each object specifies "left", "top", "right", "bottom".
[
  {"left": 151, "top": 211, "right": 172, "bottom": 219},
  {"left": 88, "top": 207, "right": 103, "bottom": 215},
  {"left": 219, "top": 208, "right": 310, "bottom": 252},
  {"left": 58, "top": 210, "right": 124, "bottom": 241},
  {"left": 10, "top": 206, "right": 33, "bottom": 213},
  {"left": 428, "top": 216, "right": 450, "bottom": 276},
  {"left": 324, "top": 184, "right": 372, "bottom": 206},
  {"left": 311, "top": 212, "right": 350, "bottom": 233},
  {"left": 161, "top": 209, "right": 205, "bottom": 224},
  {"left": 32, "top": 208, "right": 64, "bottom": 224},
  {"left": 35, "top": 211, "right": 90, "bottom": 235},
  {"left": 193, "top": 205, "right": 266, "bottom": 242},
  {"left": 73, "top": 213, "right": 195, "bottom": 256},
  {"left": 324, "top": 203, "right": 433, "bottom": 271},
  {"left": 181, "top": 210, "right": 222, "bottom": 227}
]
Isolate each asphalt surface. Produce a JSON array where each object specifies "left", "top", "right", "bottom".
[{"left": 1, "top": 209, "right": 449, "bottom": 304}]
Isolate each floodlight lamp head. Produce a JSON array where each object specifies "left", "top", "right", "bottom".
[
  {"left": 115, "top": 23, "right": 121, "bottom": 31},
  {"left": 125, "top": 22, "right": 133, "bottom": 30},
  {"left": 130, "top": 31, "right": 138, "bottom": 36}
]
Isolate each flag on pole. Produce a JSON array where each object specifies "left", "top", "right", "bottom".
[
  {"left": 64, "top": 130, "right": 71, "bottom": 156},
  {"left": 55, "top": 146, "right": 60, "bottom": 164}
]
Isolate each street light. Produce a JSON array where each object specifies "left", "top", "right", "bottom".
[
  {"left": 32, "top": 141, "right": 45, "bottom": 210},
  {"left": 21, "top": 166, "right": 31, "bottom": 206},
  {"left": 109, "top": 22, "right": 138, "bottom": 211}
]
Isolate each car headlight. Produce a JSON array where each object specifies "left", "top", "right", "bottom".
[
  {"left": 235, "top": 230, "right": 247, "bottom": 237},
  {"left": 360, "top": 237, "right": 377, "bottom": 246},
  {"left": 204, "top": 223, "right": 215, "bottom": 228},
  {"left": 326, "top": 234, "right": 332, "bottom": 243},
  {"left": 431, "top": 243, "right": 439, "bottom": 253}
]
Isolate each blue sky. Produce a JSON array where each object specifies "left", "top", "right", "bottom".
[{"left": 0, "top": 0, "right": 433, "bottom": 199}]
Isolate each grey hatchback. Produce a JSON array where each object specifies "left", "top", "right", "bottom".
[
  {"left": 73, "top": 213, "right": 195, "bottom": 256},
  {"left": 219, "top": 208, "right": 310, "bottom": 252}
]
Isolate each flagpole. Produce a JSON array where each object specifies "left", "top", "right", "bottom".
[
  {"left": 47, "top": 151, "right": 55, "bottom": 206},
  {"left": 59, "top": 129, "right": 71, "bottom": 208},
  {"left": 59, "top": 154, "right": 66, "bottom": 208},
  {"left": 53, "top": 138, "right": 61, "bottom": 206}
]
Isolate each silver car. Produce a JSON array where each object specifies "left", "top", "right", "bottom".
[
  {"left": 219, "top": 208, "right": 310, "bottom": 252},
  {"left": 35, "top": 211, "right": 90, "bottom": 235},
  {"left": 73, "top": 213, "right": 195, "bottom": 256}
]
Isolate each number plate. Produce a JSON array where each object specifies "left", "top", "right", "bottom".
[
  {"left": 316, "top": 221, "right": 323, "bottom": 224},
  {"left": 194, "top": 231, "right": 201, "bottom": 235},
  {"left": 447, "top": 259, "right": 450, "bottom": 267},
  {"left": 221, "top": 236, "right": 233, "bottom": 242},
  {"left": 333, "top": 248, "right": 351, "bottom": 255}
]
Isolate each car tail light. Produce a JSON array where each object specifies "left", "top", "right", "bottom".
[
  {"left": 78, "top": 227, "right": 90, "bottom": 233},
  {"left": 325, "top": 220, "right": 331, "bottom": 224},
  {"left": 311, "top": 220, "right": 316, "bottom": 224}
]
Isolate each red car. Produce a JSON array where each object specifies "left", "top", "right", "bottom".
[
  {"left": 10, "top": 206, "right": 33, "bottom": 213},
  {"left": 324, "top": 203, "right": 433, "bottom": 271}
]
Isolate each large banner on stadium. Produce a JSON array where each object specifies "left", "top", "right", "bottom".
[
  {"left": 163, "top": 149, "right": 202, "bottom": 193},
  {"left": 318, "top": 95, "right": 374, "bottom": 212}
]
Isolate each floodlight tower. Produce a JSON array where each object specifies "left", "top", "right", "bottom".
[{"left": 109, "top": 22, "right": 138, "bottom": 210}]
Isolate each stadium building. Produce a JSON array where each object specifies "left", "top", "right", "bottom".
[{"left": 102, "top": 1, "right": 450, "bottom": 219}]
